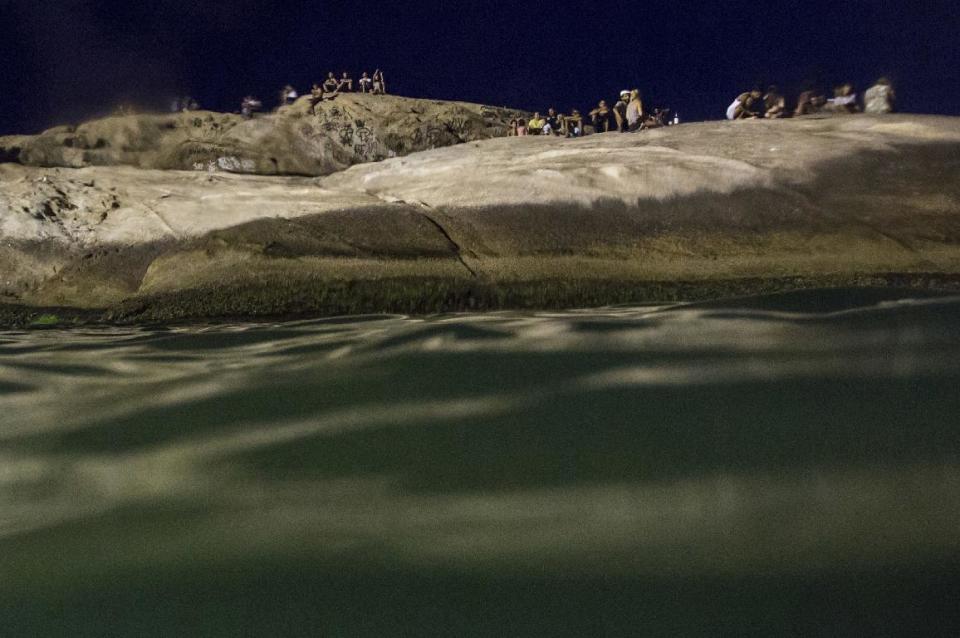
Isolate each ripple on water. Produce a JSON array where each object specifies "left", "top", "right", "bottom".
[{"left": 2, "top": 290, "right": 960, "bottom": 635}]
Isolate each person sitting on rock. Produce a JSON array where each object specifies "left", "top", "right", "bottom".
[
  {"left": 563, "top": 110, "right": 583, "bottom": 137},
  {"left": 528, "top": 112, "right": 547, "bottom": 135},
  {"left": 544, "top": 108, "right": 563, "bottom": 135},
  {"left": 309, "top": 83, "right": 325, "bottom": 113},
  {"left": 613, "top": 91, "right": 630, "bottom": 132},
  {"left": 323, "top": 72, "right": 340, "bottom": 93},
  {"left": 241, "top": 96, "right": 263, "bottom": 119},
  {"left": 372, "top": 69, "right": 386, "bottom": 94},
  {"left": 359, "top": 72, "right": 373, "bottom": 93},
  {"left": 645, "top": 107, "right": 669, "bottom": 128},
  {"left": 280, "top": 85, "right": 298, "bottom": 106},
  {"left": 763, "top": 86, "right": 786, "bottom": 118},
  {"left": 627, "top": 89, "right": 644, "bottom": 131},
  {"left": 864, "top": 77, "right": 895, "bottom": 114},
  {"left": 515, "top": 118, "right": 528, "bottom": 136},
  {"left": 828, "top": 83, "right": 860, "bottom": 113},
  {"left": 726, "top": 89, "right": 763, "bottom": 120},
  {"left": 795, "top": 88, "right": 827, "bottom": 116},
  {"left": 590, "top": 100, "right": 613, "bottom": 133},
  {"left": 338, "top": 72, "right": 353, "bottom": 92}
]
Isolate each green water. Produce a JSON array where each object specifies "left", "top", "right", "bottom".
[{"left": 2, "top": 289, "right": 960, "bottom": 636}]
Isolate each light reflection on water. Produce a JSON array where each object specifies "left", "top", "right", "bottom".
[{"left": 2, "top": 290, "right": 960, "bottom": 636}]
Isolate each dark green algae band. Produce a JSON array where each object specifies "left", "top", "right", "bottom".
[{"left": 3, "top": 273, "right": 960, "bottom": 329}]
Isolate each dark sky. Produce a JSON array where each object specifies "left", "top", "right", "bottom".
[{"left": 1, "top": 0, "right": 957, "bottom": 134}]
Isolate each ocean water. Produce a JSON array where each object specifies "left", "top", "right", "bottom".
[{"left": 2, "top": 288, "right": 960, "bottom": 636}]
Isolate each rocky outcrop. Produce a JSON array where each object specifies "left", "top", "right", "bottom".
[
  {"left": 0, "top": 94, "right": 524, "bottom": 177},
  {"left": 2, "top": 113, "right": 960, "bottom": 325}
]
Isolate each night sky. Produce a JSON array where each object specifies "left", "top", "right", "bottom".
[{"left": 1, "top": 0, "right": 957, "bottom": 134}]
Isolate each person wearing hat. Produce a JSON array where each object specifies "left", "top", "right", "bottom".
[{"left": 613, "top": 90, "right": 630, "bottom": 132}]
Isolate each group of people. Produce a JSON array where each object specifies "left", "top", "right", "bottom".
[
  {"left": 169, "top": 96, "right": 201, "bottom": 113},
  {"left": 240, "top": 70, "right": 387, "bottom": 118},
  {"left": 510, "top": 88, "right": 676, "bottom": 137},
  {"left": 727, "top": 78, "right": 896, "bottom": 120}
]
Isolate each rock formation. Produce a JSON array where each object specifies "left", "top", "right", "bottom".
[
  {"left": 0, "top": 94, "right": 524, "bottom": 177},
  {"left": 2, "top": 109, "right": 960, "bottom": 326}
]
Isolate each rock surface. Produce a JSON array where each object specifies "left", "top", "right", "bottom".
[
  {"left": 2, "top": 112, "right": 960, "bottom": 325},
  {"left": 0, "top": 94, "right": 524, "bottom": 177}
]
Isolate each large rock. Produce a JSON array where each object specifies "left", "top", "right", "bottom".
[
  {"left": 0, "top": 94, "right": 524, "bottom": 177},
  {"left": 2, "top": 113, "right": 960, "bottom": 325}
]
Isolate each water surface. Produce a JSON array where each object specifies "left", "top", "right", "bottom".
[{"left": 2, "top": 289, "right": 960, "bottom": 636}]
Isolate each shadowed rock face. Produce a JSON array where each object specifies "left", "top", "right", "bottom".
[
  {"left": 0, "top": 94, "right": 525, "bottom": 177},
  {"left": 2, "top": 112, "right": 960, "bottom": 325}
]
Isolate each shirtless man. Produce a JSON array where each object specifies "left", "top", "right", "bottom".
[{"left": 323, "top": 72, "right": 340, "bottom": 94}]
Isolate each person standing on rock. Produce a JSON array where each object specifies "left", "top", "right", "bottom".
[
  {"left": 372, "top": 70, "right": 386, "bottom": 95},
  {"left": 864, "top": 78, "right": 895, "bottom": 114},
  {"left": 614, "top": 91, "right": 630, "bottom": 132},
  {"left": 627, "top": 90, "right": 644, "bottom": 131}
]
